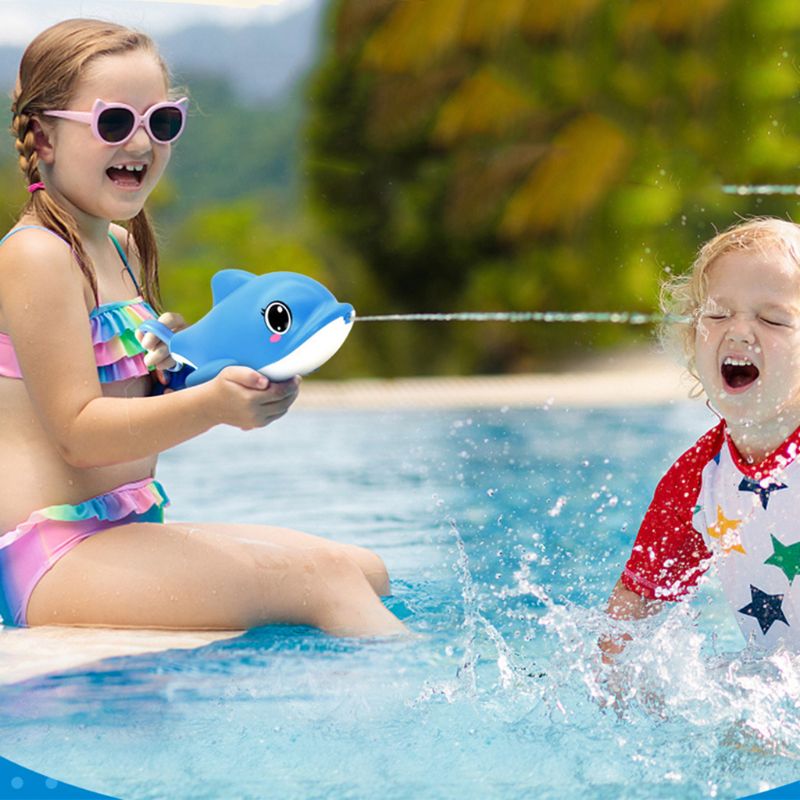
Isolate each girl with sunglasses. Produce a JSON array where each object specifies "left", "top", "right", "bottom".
[{"left": 0, "top": 18, "right": 407, "bottom": 637}]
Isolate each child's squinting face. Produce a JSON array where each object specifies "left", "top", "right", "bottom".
[
  {"left": 695, "top": 246, "right": 800, "bottom": 435},
  {"left": 41, "top": 49, "right": 171, "bottom": 224}
]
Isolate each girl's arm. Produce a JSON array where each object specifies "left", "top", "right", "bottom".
[
  {"left": 598, "top": 577, "right": 664, "bottom": 663},
  {"left": 60, "top": 371, "right": 298, "bottom": 467},
  {"left": 0, "top": 230, "right": 297, "bottom": 468},
  {"left": 599, "top": 432, "right": 720, "bottom": 664}
]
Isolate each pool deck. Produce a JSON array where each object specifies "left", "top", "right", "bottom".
[
  {"left": 296, "top": 346, "right": 694, "bottom": 410},
  {"left": 0, "top": 627, "right": 241, "bottom": 685}
]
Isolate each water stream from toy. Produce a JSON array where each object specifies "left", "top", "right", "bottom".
[{"left": 355, "top": 311, "right": 691, "bottom": 324}]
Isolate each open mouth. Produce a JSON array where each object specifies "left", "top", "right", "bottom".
[
  {"left": 106, "top": 164, "right": 147, "bottom": 188},
  {"left": 721, "top": 357, "right": 760, "bottom": 390}
]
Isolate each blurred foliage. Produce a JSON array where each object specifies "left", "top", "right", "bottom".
[
  {"left": 3, "top": 3, "right": 800, "bottom": 378},
  {"left": 0, "top": 159, "right": 27, "bottom": 233},
  {"left": 306, "top": 0, "right": 800, "bottom": 375},
  {"left": 160, "top": 73, "right": 304, "bottom": 223}
]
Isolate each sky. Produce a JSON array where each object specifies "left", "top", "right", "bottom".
[{"left": 0, "top": 0, "right": 315, "bottom": 45}]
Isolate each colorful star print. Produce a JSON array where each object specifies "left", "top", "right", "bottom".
[
  {"left": 707, "top": 505, "right": 746, "bottom": 555},
  {"left": 738, "top": 585, "right": 789, "bottom": 635},
  {"left": 738, "top": 477, "right": 788, "bottom": 510},
  {"left": 764, "top": 535, "right": 800, "bottom": 583}
]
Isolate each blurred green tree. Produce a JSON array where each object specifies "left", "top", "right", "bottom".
[
  {"left": 0, "top": 160, "right": 25, "bottom": 232},
  {"left": 306, "top": 0, "right": 800, "bottom": 375},
  {"left": 159, "top": 73, "right": 304, "bottom": 223}
]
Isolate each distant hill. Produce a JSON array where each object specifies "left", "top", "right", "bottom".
[
  {"left": 160, "top": 1, "right": 326, "bottom": 104},
  {"left": 0, "top": 0, "right": 326, "bottom": 105},
  {"left": 0, "top": 47, "right": 19, "bottom": 93}
]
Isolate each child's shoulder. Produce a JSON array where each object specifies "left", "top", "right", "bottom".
[
  {"left": 679, "top": 420, "right": 726, "bottom": 464},
  {"left": 0, "top": 223, "right": 75, "bottom": 276},
  {"left": 656, "top": 420, "right": 726, "bottom": 492},
  {"left": 0, "top": 223, "right": 89, "bottom": 307},
  {"left": 0, "top": 222, "right": 69, "bottom": 253}
]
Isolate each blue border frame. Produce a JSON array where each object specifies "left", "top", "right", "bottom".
[
  {"left": 739, "top": 783, "right": 800, "bottom": 799},
  {"left": 0, "top": 756, "right": 116, "bottom": 799},
  {"left": 0, "top": 751, "right": 796, "bottom": 799}
]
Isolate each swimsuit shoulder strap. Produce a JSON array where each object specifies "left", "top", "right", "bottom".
[
  {"left": 0, "top": 225, "right": 68, "bottom": 247},
  {"left": 107, "top": 230, "right": 129, "bottom": 266},
  {"left": 0, "top": 225, "right": 143, "bottom": 297},
  {"left": 107, "top": 230, "right": 142, "bottom": 296}
]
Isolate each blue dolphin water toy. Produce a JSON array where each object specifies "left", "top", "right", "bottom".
[{"left": 138, "top": 269, "right": 354, "bottom": 388}]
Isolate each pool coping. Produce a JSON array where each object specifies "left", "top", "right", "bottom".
[{"left": 297, "top": 348, "right": 695, "bottom": 409}]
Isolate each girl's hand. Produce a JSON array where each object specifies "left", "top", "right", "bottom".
[
  {"left": 137, "top": 311, "right": 186, "bottom": 372},
  {"left": 205, "top": 367, "right": 300, "bottom": 430}
]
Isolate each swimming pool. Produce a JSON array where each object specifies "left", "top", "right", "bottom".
[{"left": 0, "top": 401, "right": 798, "bottom": 799}]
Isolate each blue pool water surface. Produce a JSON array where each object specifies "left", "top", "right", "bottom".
[{"left": 1, "top": 402, "right": 799, "bottom": 799}]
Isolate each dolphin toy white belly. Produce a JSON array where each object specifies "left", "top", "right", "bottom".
[{"left": 138, "top": 269, "right": 354, "bottom": 388}]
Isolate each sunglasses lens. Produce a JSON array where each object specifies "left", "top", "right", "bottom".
[
  {"left": 149, "top": 107, "right": 184, "bottom": 142},
  {"left": 97, "top": 107, "right": 135, "bottom": 143}
]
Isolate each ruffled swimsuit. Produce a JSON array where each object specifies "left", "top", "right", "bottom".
[{"left": 0, "top": 225, "right": 169, "bottom": 627}]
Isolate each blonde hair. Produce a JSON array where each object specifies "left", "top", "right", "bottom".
[
  {"left": 11, "top": 18, "right": 170, "bottom": 309},
  {"left": 660, "top": 216, "right": 800, "bottom": 394}
]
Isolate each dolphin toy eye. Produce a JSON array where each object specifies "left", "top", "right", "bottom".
[{"left": 263, "top": 302, "right": 292, "bottom": 335}]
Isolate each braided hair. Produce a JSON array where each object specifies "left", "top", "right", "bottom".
[{"left": 10, "top": 19, "right": 168, "bottom": 309}]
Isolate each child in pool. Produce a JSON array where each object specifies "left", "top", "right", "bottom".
[
  {"left": 0, "top": 18, "right": 407, "bottom": 637},
  {"left": 603, "top": 217, "right": 800, "bottom": 656}
]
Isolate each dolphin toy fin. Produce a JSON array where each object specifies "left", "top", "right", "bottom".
[{"left": 211, "top": 270, "right": 256, "bottom": 306}]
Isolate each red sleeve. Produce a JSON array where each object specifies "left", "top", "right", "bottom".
[{"left": 621, "top": 422, "right": 724, "bottom": 602}]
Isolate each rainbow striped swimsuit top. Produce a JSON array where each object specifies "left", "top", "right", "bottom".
[{"left": 0, "top": 226, "right": 157, "bottom": 383}]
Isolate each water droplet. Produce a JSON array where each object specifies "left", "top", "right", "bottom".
[{"left": 547, "top": 496, "right": 567, "bottom": 517}]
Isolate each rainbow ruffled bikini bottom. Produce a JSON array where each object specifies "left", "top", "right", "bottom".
[{"left": 0, "top": 478, "right": 168, "bottom": 627}]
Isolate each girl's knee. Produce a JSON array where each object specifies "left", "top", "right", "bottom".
[
  {"left": 340, "top": 544, "right": 390, "bottom": 596},
  {"left": 300, "top": 546, "right": 388, "bottom": 606},
  {"left": 306, "top": 545, "right": 364, "bottom": 582}
]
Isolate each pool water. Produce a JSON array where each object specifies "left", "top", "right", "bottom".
[{"left": 1, "top": 402, "right": 799, "bottom": 799}]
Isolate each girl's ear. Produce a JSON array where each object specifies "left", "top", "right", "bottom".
[{"left": 31, "top": 118, "right": 55, "bottom": 164}]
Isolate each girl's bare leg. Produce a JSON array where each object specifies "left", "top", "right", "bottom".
[
  {"left": 189, "top": 522, "right": 392, "bottom": 596},
  {"left": 26, "top": 522, "right": 408, "bottom": 637}
]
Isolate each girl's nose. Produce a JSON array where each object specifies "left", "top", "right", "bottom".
[
  {"left": 125, "top": 124, "right": 152, "bottom": 154},
  {"left": 725, "top": 316, "right": 755, "bottom": 344}
]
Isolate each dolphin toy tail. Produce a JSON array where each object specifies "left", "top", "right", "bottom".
[
  {"left": 137, "top": 319, "right": 176, "bottom": 350},
  {"left": 137, "top": 319, "right": 193, "bottom": 393},
  {"left": 137, "top": 318, "right": 186, "bottom": 377}
]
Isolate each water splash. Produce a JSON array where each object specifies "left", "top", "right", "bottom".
[
  {"left": 417, "top": 512, "right": 800, "bottom": 767},
  {"left": 535, "top": 587, "right": 800, "bottom": 760},
  {"left": 414, "top": 514, "right": 548, "bottom": 708}
]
